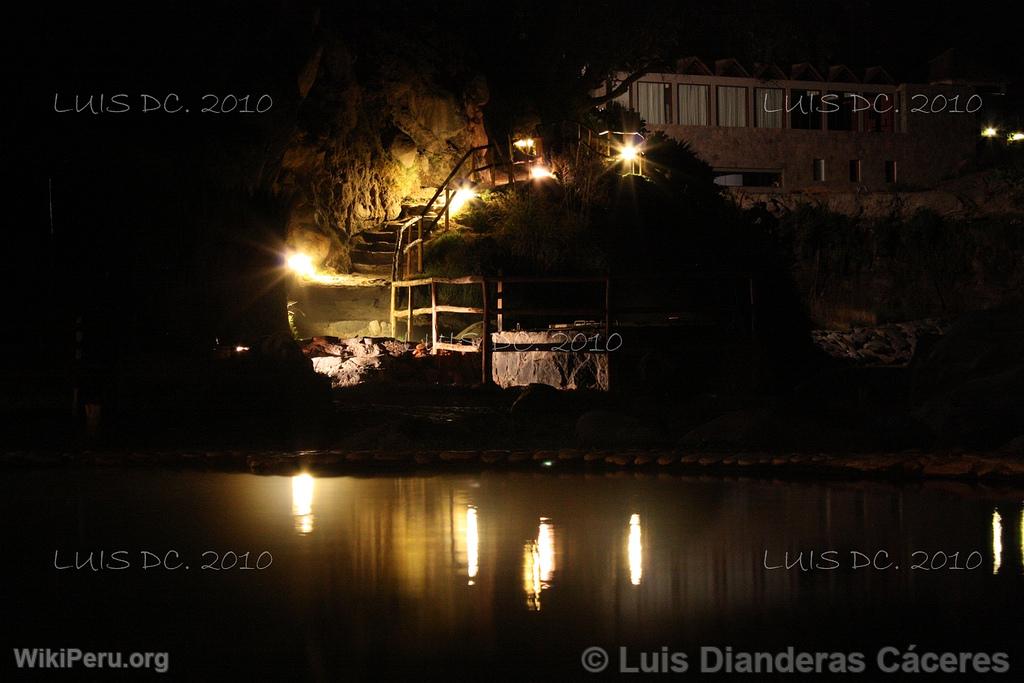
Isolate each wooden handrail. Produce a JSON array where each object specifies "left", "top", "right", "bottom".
[{"left": 392, "top": 143, "right": 497, "bottom": 281}]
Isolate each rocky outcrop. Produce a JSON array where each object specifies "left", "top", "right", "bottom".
[
  {"left": 812, "top": 318, "right": 949, "bottom": 365},
  {"left": 306, "top": 336, "right": 416, "bottom": 387},
  {"left": 303, "top": 336, "right": 479, "bottom": 387},
  {"left": 276, "top": 27, "right": 489, "bottom": 274}
]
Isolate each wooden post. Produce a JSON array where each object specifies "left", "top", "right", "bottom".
[
  {"left": 407, "top": 284, "right": 414, "bottom": 342},
  {"left": 430, "top": 281, "right": 438, "bottom": 354},
  {"left": 417, "top": 219, "right": 423, "bottom": 274},
  {"left": 480, "top": 279, "right": 492, "bottom": 385},
  {"left": 389, "top": 284, "right": 397, "bottom": 340},
  {"left": 496, "top": 277, "right": 504, "bottom": 332},
  {"left": 604, "top": 277, "right": 612, "bottom": 393},
  {"left": 508, "top": 136, "right": 515, "bottom": 185}
]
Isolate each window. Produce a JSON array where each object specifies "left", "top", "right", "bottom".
[
  {"left": 717, "top": 86, "right": 747, "bottom": 127},
  {"left": 864, "top": 93, "right": 896, "bottom": 133},
  {"left": 885, "top": 160, "right": 897, "bottom": 184},
  {"left": 849, "top": 160, "right": 862, "bottom": 182},
  {"left": 826, "top": 92, "right": 857, "bottom": 131},
  {"left": 755, "top": 88, "right": 784, "bottom": 128},
  {"left": 713, "top": 170, "right": 783, "bottom": 187},
  {"left": 813, "top": 159, "right": 826, "bottom": 182},
  {"left": 635, "top": 81, "right": 671, "bottom": 125},
  {"left": 790, "top": 90, "right": 821, "bottom": 130},
  {"left": 678, "top": 84, "right": 709, "bottom": 125}
]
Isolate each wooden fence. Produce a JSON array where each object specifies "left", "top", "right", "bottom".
[{"left": 390, "top": 273, "right": 756, "bottom": 386}]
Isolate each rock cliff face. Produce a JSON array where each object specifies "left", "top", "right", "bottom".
[{"left": 275, "top": 31, "right": 489, "bottom": 273}]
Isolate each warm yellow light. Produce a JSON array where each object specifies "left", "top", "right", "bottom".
[
  {"left": 523, "top": 517, "right": 556, "bottom": 610},
  {"left": 234, "top": 345, "right": 250, "bottom": 353},
  {"left": 513, "top": 137, "right": 535, "bottom": 150},
  {"left": 286, "top": 252, "right": 316, "bottom": 278},
  {"left": 530, "top": 165, "right": 555, "bottom": 180},
  {"left": 982, "top": 127, "right": 998, "bottom": 138},
  {"left": 466, "top": 505, "right": 479, "bottom": 585},
  {"left": 1008, "top": 132, "right": 1024, "bottom": 143},
  {"left": 628, "top": 513, "right": 643, "bottom": 586},
  {"left": 992, "top": 508, "right": 1003, "bottom": 575},
  {"left": 292, "top": 473, "right": 315, "bottom": 535},
  {"left": 523, "top": 541, "right": 541, "bottom": 610},
  {"left": 537, "top": 518, "right": 555, "bottom": 584},
  {"left": 618, "top": 144, "right": 639, "bottom": 162},
  {"left": 448, "top": 187, "right": 476, "bottom": 215}
]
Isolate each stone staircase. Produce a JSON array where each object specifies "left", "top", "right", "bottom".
[{"left": 349, "top": 204, "right": 440, "bottom": 277}]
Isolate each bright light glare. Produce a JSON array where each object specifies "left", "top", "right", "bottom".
[
  {"left": 993, "top": 508, "right": 1003, "bottom": 575},
  {"left": 628, "top": 513, "right": 643, "bottom": 586},
  {"left": 530, "top": 165, "right": 555, "bottom": 180},
  {"left": 1009, "top": 132, "right": 1024, "bottom": 143},
  {"left": 286, "top": 252, "right": 316, "bottom": 278},
  {"left": 619, "top": 144, "right": 638, "bottom": 162},
  {"left": 449, "top": 187, "right": 476, "bottom": 214},
  {"left": 513, "top": 138, "right": 535, "bottom": 150},
  {"left": 981, "top": 127, "right": 999, "bottom": 138},
  {"left": 234, "top": 345, "right": 250, "bottom": 353}
]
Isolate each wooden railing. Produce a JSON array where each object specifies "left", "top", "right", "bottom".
[
  {"left": 392, "top": 139, "right": 540, "bottom": 281},
  {"left": 389, "top": 272, "right": 757, "bottom": 386},
  {"left": 390, "top": 275, "right": 610, "bottom": 384},
  {"left": 391, "top": 123, "right": 649, "bottom": 282}
]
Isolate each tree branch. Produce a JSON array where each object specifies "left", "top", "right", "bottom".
[{"left": 586, "top": 61, "right": 664, "bottom": 106}]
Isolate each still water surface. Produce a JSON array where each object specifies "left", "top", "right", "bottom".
[{"left": 3, "top": 469, "right": 1023, "bottom": 679}]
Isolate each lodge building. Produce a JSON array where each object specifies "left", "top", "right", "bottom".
[{"left": 604, "top": 57, "right": 988, "bottom": 191}]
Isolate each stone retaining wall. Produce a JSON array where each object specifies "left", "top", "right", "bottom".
[{"left": 7, "top": 449, "right": 1023, "bottom": 483}]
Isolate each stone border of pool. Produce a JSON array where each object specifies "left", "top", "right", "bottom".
[{"left": 5, "top": 449, "right": 1024, "bottom": 483}]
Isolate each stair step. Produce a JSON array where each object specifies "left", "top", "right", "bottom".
[
  {"left": 400, "top": 204, "right": 441, "bottom": 218},
  {"left": 359, "top": 230, "right": 399, "bottom": 244},
  {"left": 351, "top": 262, "right": 392, "bottom": 276},
  {"left": 351, "top": 248, "right": 394, "bottom": 265}
]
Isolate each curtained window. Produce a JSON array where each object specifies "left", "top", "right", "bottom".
[
  {"left": 678, "top": 84, "right": 709, "bottom": 125},
  {"left": 635, "top": 81, "right": 671, "bottom": 125},
  {"left": 717, "top": 86, "right": 747, "bottom": 127},
  {"left": 755, "top": 88, "right": 784, "bottom": 128}
]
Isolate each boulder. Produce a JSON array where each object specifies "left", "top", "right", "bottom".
[{"left": 491, "top": 330, "right": 608, "bottom": 390}]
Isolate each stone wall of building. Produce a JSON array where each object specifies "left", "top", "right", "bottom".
[{"left": 624, "top": 70, "right": 979, "bottom": 191}]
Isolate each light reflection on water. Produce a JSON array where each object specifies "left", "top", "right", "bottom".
[
  {"left": 522, "top": 517, "right": 557, "bottom": 610},
  {"left": 7, "top": 469, "right": 1024, "bottom": 677},
  {"left": 628, "top": 512, "right": 643, "bottom": 586},
  {"left": 278, "top": 475, "right": 1024, "bottom": 625},
  {"left": 291, "top": 473, "right": 314, "bottom": 535},
  {"left": 466, "top": 505, "right": 478, "bottom": 585},
  {"left": 993, "top": 508, "right": 1003, "bottom": 575}
]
